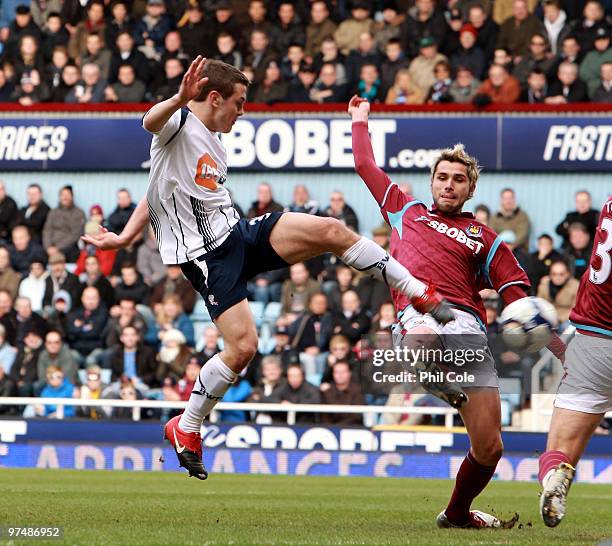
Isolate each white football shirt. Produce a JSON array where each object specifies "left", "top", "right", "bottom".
[{"left": 144, "top": 107, "right": 240, "bottom": 264}]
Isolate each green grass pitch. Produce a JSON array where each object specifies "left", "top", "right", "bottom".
[{"left": 1, "top": 469, "right": 611, "bottom": 545}]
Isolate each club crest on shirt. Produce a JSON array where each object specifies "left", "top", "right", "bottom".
[{"left": 466, "top": 223, "right": 483, "bottom": 237}]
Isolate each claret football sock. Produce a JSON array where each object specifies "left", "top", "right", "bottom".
[
  {"left": 178, "top": 354, "right": 237, "bottom": 433},
  {"left": 341, "top": 237, "right": 426, "bottom": 298},
  {"left": 445, "top": 451, "right": 497, "bottom": 526},
  {"left": 538, "top": 450, "right": 571, "bottom": 486}
]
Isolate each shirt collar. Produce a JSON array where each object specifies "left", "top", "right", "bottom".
[{"left": 429, "top": 204, "right": 475, "bottom": 219}]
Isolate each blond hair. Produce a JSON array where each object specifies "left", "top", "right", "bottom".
[{"left": 431, "top": 143, "right": 481, "bottom": 198}]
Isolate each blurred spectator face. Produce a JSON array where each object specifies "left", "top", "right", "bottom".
[
  {"left": 217, "top": 34, "right": 235, "bottom": 55},
  {"left": 558, "top": 63, "right": 578, "bottom": 86},
  {"left": 264, "top": 61, "right": 281, "bottom": 83},
  {"left": 86, "top": 34, "right": 103, "bottom": 55},
  {"left": 298, "top": 68, "right": 316, "bottom": 86},
  {"left": 59, "top": 187, "right": 73, "bottom": 208},
  {"left": 25, "top": 331, "right": 42, "bottom": 349},
  {"left": 165, "top": 58, "right": 184, "bottom": 80},
  {"left": 164, "top": 31, "right": 181, "bottom": 52},
  {"left": 383, "top": 7, "right": 398, "bottom": 23},
  {"left": 601, "top": 63, "right": 612, "bottom": 83},
  {"left": 81, "top": 287, "right": 100, "bottom": 311},
  {"left": 187, "top": 6, "right": 203, "bottom": 23},
  {"left": 119, "top": 298, "right": 136, "bottom": 319},
  {"left": 361, "top": 64, "right": 378, "bottom": 85},
  {"left": 287, "top": 45, "right": 304, "bottom": 64},
  {"left": 163, "top": 297, "right": 181, "bottom": 320},
  {"left": 332, "top": 362, "right": 351, "bottom": 388},
  {"left": 120, "top": 384, "right": 137, "bottom": 400},
  {"left": 242, "top": 66, "right": 255, "bottom": 82},
  {"left": 493, "top": 49, "right": 511, "bottom": 66},
  {"left": 543, "top": 1, "right": 561, "bottom": 22},
  {"left": 88, "top": 3, "right": 104, "bottom": 23},
  {"left": 385, "top": 41, "right": 401, "bottom": 62},
  {"left": 330, "top": 336, "right": 350, "bottom": 359},
  {"left": 215, "top": 7, "right": 232, "bottom": 23},
  {"left": 118, "top": 65, "right": 136, "bottom": 85},
  {"left": 62, "top": 65, "right": 80, "bottom": 86},
  {"left": 250, "top": 30, "right": 268, "bottom": 53},
  {"left": 352, "top": 7, "right": 370, "bottom": 21},
  {"left": 146, "top": 1, "right": 165, "bottom": 17},
  {"left": 289, "top": 262, "right": 309, "bottom": 286},
  {"left": 117, "top": 189, "right": 131, "bottom": 208},
  {"left": 111, "top": 2, "right": 127, "bottom": 21},
  {"left": 116, "top": 32, "right": 134, "bottom": 53},
  {"left": 248, "top": 0, "right": 266, "bottom": 22},
  {"left": 569, "top": 225, "right": 590, "bottom": 250},
  {"left": 359, "top": 32, "right": 374, "bottom": 53},
  {"left": 379, "top": 302, "right": 395, "bottom": 322},
  {"left": 468, "top": 5, "right": 486, "bottom": 28},
  {"left": 583, "top": 0, "right": 603, "bottom": 23},
  {"left": 0, "top": 182, "right": 5, "bottom": 200},
  {"left": 537, "top": 235, "right": 553, "bottom": 255},
  {"left": 279, "top": 3, "right": 295, "bottom": 24},
  {"left": 12, "top": 226, "right": 30, "bottom": 251},
  {"left": 0, "top": 247, "right": 10, "bottom": 270},
  {"left": 420, "top": 43, "right": 437, "bottom": 60},
  {"left": 416, "top": 0, "right": 434, "bottom": 16},
  {"left": 29, "top": 262, "right": 45, "bottom": 278},
  {"left": 513, "top": 0, "right": 529, "bottom": 21},
  {"left": 293, "top": 185, "right": 309, "bottom": 206},
  {"left": 395, "top": 71, "right": 412, "bottom": 91},
  {"left": 86, "top": 369, "right": 102, "bottom": 390},
  {"left": 84, "top": 256, "right": 100, "bottom": 276},
  {"left": 336, "top": 266, "right": 353, "bottom": 289},
  {"left": 166, "top": 265, "right": 182, "bottom": 280},
  {"left": 47, "top": 15, "right": 62, "bottom": 33},
  {"left": 562, "top": 37, "right": 580, "bottom": 59},
  {"left": 120, "top": 326, "right": 139, "bottom": 349},
  {"left": 27, "top": 185, "right": 42, "bottom": 206},
  {"left": 528, "top": 70, "right": 546, "bottom": 91},
  {"left": 329, "top": 191, "right": 345, "bottom": 213},
  {"left": 595, "top": 34, "right": 610, "bottom": 52},
  {"left": 341, "top": 290, "right": 360, "bottom": 314},
  {"left": 20, "top": 35, "right": 38, "bottom": 58},
  {"left": 262, "top": 357, "right": 282, "bottom": 382},
  {"left": 45, "top": 331, "right": 63, "bottom": 356},
  {"left": 0, "top": 291, "right": 13, "bottom": 315},
  {"left": 52, "top": 48, "right": 68, "bottom": 69},
  {"left": 311, "top": 1, "right": 329, "bottom": 24},
  {"left": 549, "top": 262, "right": 570, "bottom": 286},
  {"left": 321, "top": 39, "right": 338, "bottom": 59},
  {"left": 529, "top": 35, "right": 547, "bottom": 58},
  {"left": 287, "top": 366, "right": 304, "bottom": 389},
  {"left": 47, "top": 368, "right": 64, "bottom": 387},
  {"left": 460, "top": 30, "right": 476, "bottom": 49},
  {"left": 203, "top": 326, "right": 219, "bottom": 350},
  {"left": 82, "top": 64, "right": 101, "bottom": 87},
  {"left": 0, "top": 69, "right": 6, "bottom": 88},
  {"left": 15, "top": 10, "right": 31, "bottom": 28},
  {"left": 434, "top": 62, "right": 450, "bottom": 81},
  {"left": 257, "top": 183, "right": 273, "bottom": 205},
  {"left": 489, "top": 65, "right": 508, "bottom": 87},
  {"left": 575, "top": 191, "right": 591, "bottom": 213},
  {"left": 309, "top": 293, "right": 327, "bottom": 314},
  {"left": 500, "top": 189, "right": 516, "bottom": 212},
  {"left": 456, "top": 68, "right": 474, "bottom": 87},
  {"left": 185, "top": 359, "right": 200, "bottom": 381},
  {"left": 320, "top": 64, "right": 337, "bottom": 87}
]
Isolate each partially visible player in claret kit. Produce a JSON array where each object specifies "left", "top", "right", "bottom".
[
  {"left": 82, "top": 57, "right": 455, "bottom": 480},
  {"left": 348, "top": 95, "right": 567, "bottom": 529},
  {"left": 538, "top": 199, "right": 612, "bottom": 528}
]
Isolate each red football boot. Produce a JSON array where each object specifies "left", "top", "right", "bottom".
[
  {"left": 164, "top": 415, "right": 208, "bottom": 480},
  {"left": 410, "top": 283, "right": 455, "bottom": 325}
]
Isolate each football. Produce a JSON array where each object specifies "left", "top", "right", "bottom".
[{"left": 500, "top": 297, "right": 559, "bottom": 353}]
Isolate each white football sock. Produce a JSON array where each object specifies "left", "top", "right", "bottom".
[
  {"left": 341, "top": 237, "right": 426, "bottom": 298},
  {"left": 178, "top": 354, "right": 237, "bottom": 433}
]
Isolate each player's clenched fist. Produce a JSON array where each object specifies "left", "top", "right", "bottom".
[
  {"left": 178, "top": 55, "right": 209, "bottom": 106},
  {"left": 348, "top": 95, "right": 370, "bottom": 122}
]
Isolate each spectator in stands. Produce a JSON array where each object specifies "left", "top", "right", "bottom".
[
  {"left": 374, "top": 1, "right": 403, "bottom": 50},
  {"left": 9, "top": 328, "right": 44, "bottom": 396},
  {"left": 105, "top": 63, "right": 146, "bottom": 102},
  {"left": 324, "top": 191, "right": 359, "bottom": 232},
  {"left": 320, "top": 361, "right": 364, "bottom": 425},
  {"left": 42, "top": 185, "right": 85, "bottom": 262},
  {"left": 0, "top": 247, "right": 21, "bottom": 300},
  {"left": 325, "top": 264, "right": 355, "bottom": 313},
  {"left": 331, "top": 290, "right": 371, "bottom": 345},
  {"left": 35, "top": 365, "right": 76, "bottom": 417},
  {"left": 81, "top": 32, "right": 111, "bottom": 81},
  {"left": 106, "top": 1, "right": 133, "bottom": 49},
  {"left": 278, "top": 363, "right": 321, "bottom": 422},
  {"left": 370, "top": 301, "right": 396, "bottom": 334},
  {"left": 67, "top": 286, "right": 108, "bottom": 362},
  {"left": 13, "top": 184, "right": 50, "bottom": 243},
  {"left": 0, "top": 290, "right": 17, "bottom": 345},
  {"left": 219, "top": 374, "right": 253, "bottom": 422},
  {"left": 400, "top": 0, "right": 447, "bottom": 59},
  {"left": 592, "top": 62, "right": 612, "bottom": 102},
  {"left": 572, "top": 0, "right": 609, "bottom": 54},
  {"left": 334, "top": 0, "right": 375, "bottom": 56},
  {"left": 269, "top": 2, "right": 305, "bottom": 56},
  {"left": 0, "top": 67, "right": 15, "bottom": 101},
  {"left": 426, "top": 60, "right": 453, "bottom": 103},
  {"left": 14, "top": 296, "right": 47, "bottom": 348},
  {"left": 194, "top": 325, "right": 221, "bottom": 365},
  {"left": 354, "top": 63, "right": 383, "bottom": 102},
  {"left": 78, "top": 255, "right": 115, "bottom": 306},
  {"left": 555, "top": 190, "right": 600, "bottom": 246},
  {"left": 513, "top": 33, "right": 556, "bottom": 86},
  {"left": 14, "top": 32, "right": 45, "bottom": 82},
  {"left": 179, "top": 5, "right": 214, "bottom": 62},
  {"left": 105, "top": 297, "right": 147, "bottom": 348},
  {"left": 380, "top": 38, "right": 409, "bottom": 97},
  {"left": 249, "top": 354, "right": 286, "bottom": 423},
  {"left": 0, "top": 324, "right": 16, "bottom": 375},
  {"left": 132, "top": 0, "right": 173, "bottom": 55},
  {"left": 528, "top": 233, "right": 563, "bottom": 290},
  {"left": 491, "top": 188, "right": 531, "bottom": 251},
  {"left": 18, "top": 261, "right": 47, "bottom": 313},
  {"left": 111, "top": 380, "right": 140, "bottom": 419},
  {"left": 68, "top": 1, "right": 106, "bottom": 59},
  {"left": 211, "top": 1, "right": 242, "bottom": 52},
  {"left": 450, "top": 24, "right": 485, "bottom": 80},
  {"left": 162, "top": 356, "right": 201, "bottom": 403},
  {"left": 244, "top": 30, "right": 277, "bottom": 86},
  {"left": 312, "top": 37, "right": 348, "bottom": 85},
  {"left": 46, "top": 44, "right": 69, "bottom": 91},
  {"left": 110, "top": 325, "right": 157, "bottom": 389},
  {"left": 537, "top": 259, "right": 579, "bottom": 326},
  {"left": 241, "top": 0, "right": 272, "bottom": 46},
  {"left": 37, "top": 330, "right": 78, "bottom": 387},
  {"left": 474, "top": 204, "right": 491, "bottom": 226},
  {"left": 556, "top": 36, "right": 584, "bottom": 69},
  {"left": 321, "top": 333, "right": 359, "bottom": 385},
  {"left": 385, "top": 68, "right": 424, "bottom": 104},
  {"left": 108, "top": 32, "right": 150, "bottom": 85},
  {"left": 0, "top": 364, "right": 16, "bottom": 406},
  {"left": 9, "top": 225, "right": 46, "bottom": 277},
  {"left": 580, "top": 27, "right": 612, "bottom": 97},
  {"left": 42, "top": 252, "right": 81, "bottom": 310},
  {"left": 247, "top": 182, "right": 284, "bottom": 219},
  {"left": 311, "top": 62, "right": 348, "bottom": 103},
  {"left": 449, "top": 66, "right": 480, "bottom": 103},
  {"left": 114, "top": 263, "right": 150, "bottom": 305},
  {"left": 409, "top": 37, "right": 448, "bottom": 97},
  {"left": 44, "top": 290, "right": 71, "bottom": 339},
  {"left": 160, "top": 31, "right": 189, "bottom": 68},
  {"left": 215, "top": 32, "right": 242, "bottom": 69},
  {"left": 65, "top": 62, "right": 107, "bottom": 103},
  {"left": 346, "top": 31, "right": 381, "bottom": 87},
  {"left": 50, "top": 62, "right": 79, "bottom": 102},
  {"left": 564, "top": 222, "right": 593, "bottom": 279},
  {"left": 5, "top": 6, "right": 41, "bottom": 61},
  {"left": 496, "top": 0, "right": 544, "bottom": 61},
  {"left": 520, "top": 68, "right": 549, "bottom": 103},
  {"left": 285, "top": 185, "right": 319, "bottom": 215},
  {"left": 468, "top": 4, "right": 498, "bottom": 62},
  {"left": 42, "top": 14, "right": 69, "bottom": 61},
  {"left": 251, "top": 60, "right": 288, "bottom": 104},
  {"left": 542, "top": 0, "right": 571, "bottom": 55},
  {"left": 137, "top": 227, "right": 165, "bottom": 286},
  {"left": 286, "top": 63, "right": 317, "bottom": 102},
  {"left": 545, "top": 61, "right": 589, "bottom": 103},
  {"left": 11, "top": 69, "right": 49, "bottom": 105},
  {"left": 281, "top": 262, "right": 321, "bottom": 318},
  {"left": 475, "top": 64, "right": 521, "bottom": 104},
  {"left": 288, "top": 292, "right": 333, "bottom": 361},
  {"left": 281, "top": 43, "right": 306, "bottom": 83},
  {"left": 305, "top": 0, "right": 337, "bottom": 59},
  {"left": 267, "top": 324, "right": 299, "bottom": 367},
  {"left": 147, "top": 293, "right": 194, "bottom": 348},
  {"left": 155, "top": 328, "right": 192, "bottom": 384},
  {"left": 149, "top": 265, "right": 196, "bottom": 315},
  {"left": 76, "top": 365, "right": 107, "bottom": 419}
]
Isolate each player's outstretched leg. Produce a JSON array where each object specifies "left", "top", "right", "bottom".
[{"left": 165, "top": 299, "right": 257, "bottom": 479}]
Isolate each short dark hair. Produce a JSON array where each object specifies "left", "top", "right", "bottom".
[
  {"left": 386, "top": 38, "right": 401, "bottom": 47},
  {"left": 27, "top": 183, "right": 42, "bottom": 191},
  {"left": 194, "top": 59, "right": 250, "bottom": 101},
  {"left": 538, "top": 233, "right": 553, "bottom": 242},
  {"left": 47, "top": 11, "right": 61, "bottom": 19},
  {"left": 475, "top": 203, "right": 490, "bottom": 217},
  {"left": 529, "top": 67, "right": 546, "bottom": 76}
]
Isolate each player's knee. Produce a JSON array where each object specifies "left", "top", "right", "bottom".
[
  {"left": 473, "top": 436, "right": 504, "bottom": 466},
  {"left": 234, "top": 335, "right": 258, "bottom": 365},
  {"left": 320, "top": 217, "right": 351, "bottom": 249}
]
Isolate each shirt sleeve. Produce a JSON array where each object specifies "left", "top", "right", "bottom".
[
  {"left": 484, "top": 235, "right": 531, "bottom": 294},
  {"left": 142, "top": 108, "right": 182, "bottom": 142}
]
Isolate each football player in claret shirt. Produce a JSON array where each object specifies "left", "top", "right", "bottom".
[
  {"left": 539, "top": 199, "right": 612, "bottom": 528},
  {"left": 349, "top": 95, "right": 566, "bottom": 529}
]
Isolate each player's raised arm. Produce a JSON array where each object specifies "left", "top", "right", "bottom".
[
  {"left": 142, "top": 55, "right": 208, "bottom": 133},
  {"left": 349, "top": 95, "right": 393, "bottom": 206}
]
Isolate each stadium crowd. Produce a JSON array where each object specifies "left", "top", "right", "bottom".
[
  {"left": 0, "top": 180, "right": 605, "bottom": 426},
  {"left": 0, "top": 0, "right": 610, "bottom": 105}
]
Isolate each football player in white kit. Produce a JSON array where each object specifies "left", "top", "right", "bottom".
[{"left": 84, "top": 56, "right": 453, "bottom": 479}]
